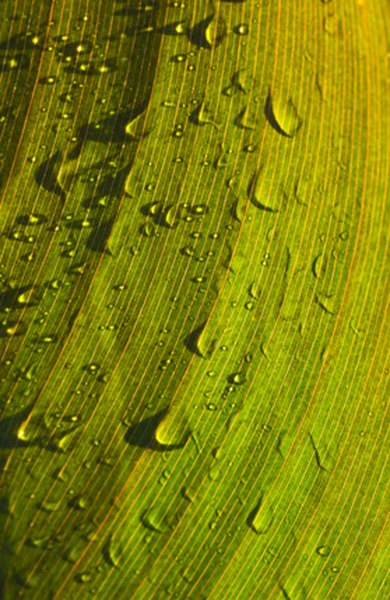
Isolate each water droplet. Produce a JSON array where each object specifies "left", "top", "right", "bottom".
[
  {"left": 234, "top": 24, "right": 249, "bottom": 36},
  {"left": 76, "top": 572, "right": 92, "bottom": 584},
  {"left": 323, "top": 14, "right": 341, "bottom": 36},
  {"left": 248, "top": 281, "right": 261, "bottom": 299},
  {"left": 229, "top": 372, "right": 246, "bottom": 385},
  {"left": 234, "top": 106, "right": 255, "bottom": 130},
  {"left": 103, "top": 534, "right": 123, "bottom": 568},
  {"left": 141, "top": 223, "right": 156, "bottom": 237},
  {"left": 40, "top": 335, "right": 57, "bottom": 344},
  {"left": 85, "top": 363, "right": 100, "bottom": 374},
  {"left": 248, "top": 495, "right": 273, "bottom": 534},
  {"left": 248, "top": 169, "right": 280, "bottom": 212},
  {"left": 191, "top": 204, "right": 208, "bottom": 215},
  {"left": 181, "top": 565, "right": 196, "bottom": 583},
  {"left": 179, "top": 486, "right": 195, "bottom": 503},
  {"left": 204, "top": 16, "right": 227, "bottom": 47},
  {"left": 316, "top": 294, "right": 336, "bottom": 315},
  {"left": 40, "top": 499, "right": 61, "bottom": 512},
  {"left": 206, "top": 403, "right": 217, "bottom": 411},
  {"left": 72, "top": 496, "right": 88, "bottom": 510},
  {"left": 141, "top": 506, "right": 171, "bottom": 533},
  {"left": 265, "top": 90, "right": 302, "bottom": 138},
  {"left": 208, "top": 466, "right": 221, "bottom": 481},
  {"left": 317, "top": 545, "right": 331, "bottom": 557},
  {"left": 172, "top": 126, "right": 184, "bottom": 138},
  {"left": 28, "top": 535, "right": 51, "bottom": 549},
  {"left": 181, "top": 246, "right": 195, "bottom": 257},
  {"left": 172, "top": 53, "right": 187, "bottom": 63}
]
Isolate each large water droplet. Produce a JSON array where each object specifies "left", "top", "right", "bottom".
[
  {"left": 247, "top": 495, "right": 273, "bottom": 534},
  {"left": 103, "top": 534, "right": 123, "bottom": 568},
  {"left": 265, "top": 91, "right": 302, "bottom": 137},
  {"left": 141, "top": 506, "right": 171, "bottom": 533},
  {"left": 188, "top": 15, "right": 227, "bottom": 49},
  {"left": 248, "top": 169, "right": 280, "bottom": 212},
  {"left": 189, "top": 101, "right": 219, "bottom": 128}
]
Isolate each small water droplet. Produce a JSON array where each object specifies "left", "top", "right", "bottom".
[
  {"left": 28, "top": 535, "right": 51, "bottom": 549},
  {"left": 141, "top": 223, "right": 156, "bottom": 237},
  {"left": 76, "top": 572, "right": 92, "bottom": 584},
  {"left": 73, "top": 496, "right": 88, "bottom": 510},
  {"left": 317, "top": 545, "right": 331, "bottom": 557},
  {"left": 248, "top": 282, "right": 261, "bottom": 299},
  {"left": 172, "top": 53, "right": 187, "bottom": 63},
  {"left": 85, "top": 363, "right": 100, "bottom": 374},
  {"left": 229, "top": 372, "right": 246, "bottom": 385},
  {"left": 243, "top": 143, "right": 256, "bottom": 153},
  {"left": 40, "top": 499, "right": 61, "bottom": 512},
  {"left": 234, "top": 24, "right": 249, "bottom": 36},
  {"left": 172, "top": 127, "right": 184, "bottom": 138}
]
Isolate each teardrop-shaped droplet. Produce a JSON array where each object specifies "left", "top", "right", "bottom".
[
  {"left": 265, "top": 90, "right": 302, "bottom": 137},
  {"left": 247, "top": 495, "right": 273, "bottom": 534}
]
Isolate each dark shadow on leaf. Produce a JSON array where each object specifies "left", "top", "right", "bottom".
[
  {"left": 115, "top": 1, "right": 158, "bottom": 17},
  {"left": 67, "top": 103, "right": 147, "bottom": 159},
  {"left": 0, "top": 32, "right": 42, "bottom": 50},
  {"left": 125, "top": 410, "right": 188, "bottom": 451},
  {"left": 86, "top": 219, "right": 115, "bottom": 253},
  {"left": 0, "top": 321, "right": 26, "bottom": 338},
  {"left": 54, "top": 40, "right": 93, "bottom": 59},
  {"left": 82, "top": 165, "right": 130, "bottom": 208},
  {"left": 0, "top": 54, "right": 29, "bottom": 72},
  {"left": 0, "top": 106, "right": 14, "bottom": 122},
  {"left": 97, "top": 166, "right": 129, "bottom": 198},
  {"left": 0, "top": 285, "right": 36, "bottom": 310},
  {"left": 16, "top": 214, "right": 47, "bottom": 226},
  {"left": 157, "top": 21, "right": 186, "bottom": 36}
]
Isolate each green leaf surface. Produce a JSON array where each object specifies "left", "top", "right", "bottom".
[{"left": 0, "top": 1, "right": 388, "bottom": 598}]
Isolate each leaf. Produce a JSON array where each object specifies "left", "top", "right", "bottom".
[{"left": 0, "top": 0, "right": 388, "bottom": 598}]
